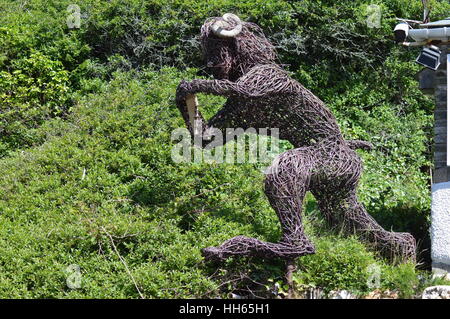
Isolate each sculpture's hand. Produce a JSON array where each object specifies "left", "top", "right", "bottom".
[
  {"left": 175, "top": 80, "right": 210, "bottom": 144},
  {"left": 176, "top": 80, "right": 198, "bottom": 132},
  {"left": 175, "top": 80, "right": 192, "bottom": 108},
  {"left": 174, "top": 78, "right": 246, "bottom": 149}
]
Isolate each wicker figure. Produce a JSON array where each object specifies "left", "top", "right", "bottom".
[{"left": 175, "top": 14, "right": 416, "bottom": 263}]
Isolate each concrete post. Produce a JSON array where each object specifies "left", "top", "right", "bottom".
[{"left": 431, "top": 46, "right": 450, "bottom": 278}]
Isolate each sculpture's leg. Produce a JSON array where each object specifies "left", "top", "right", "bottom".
[
  {"left": 314, "top": 190, "right": 416, "bottom": 263},
  {"left": 202, "top": 150, "right": 315, "bottom": 261}
]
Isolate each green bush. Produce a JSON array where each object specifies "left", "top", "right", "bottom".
[{"left": 293, "top": 235, "right": 377, "bottom": 294}]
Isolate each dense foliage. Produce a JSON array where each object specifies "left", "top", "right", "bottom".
[{"left": 0, "top": 0, "right": 449, "bottom": 298}]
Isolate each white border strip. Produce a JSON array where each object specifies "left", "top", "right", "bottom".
[{"left": 447, "top": 54, "right": 450, "bottom": 166}]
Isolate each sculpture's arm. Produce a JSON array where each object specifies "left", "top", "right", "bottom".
[
  {"left": 175, "top": 64, "right": 292, "bottom": 126},
  {"left": 176, "top": 79, "right": 244, "bottom": 101},
  {"left": 175, "top": 79, "right": 247, "bottom": 140},
  {"left": 175, "top": 65, "right": 292, "bottom": 143}
]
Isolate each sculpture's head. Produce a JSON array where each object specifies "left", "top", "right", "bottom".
[{"left": 200, "top": 14, "right": 277, "bottom": 81}]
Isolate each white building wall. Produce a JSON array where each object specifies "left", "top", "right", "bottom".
[{"left": 431, "top": 182, "right": 450, "bottom": 271}]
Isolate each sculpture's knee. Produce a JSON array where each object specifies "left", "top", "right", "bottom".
[
  {"left": 264, "top": 160, "right": 289, "bottom": 195},
  {"left": 264, "top": 151, "right": 312, "bottom": 193}
]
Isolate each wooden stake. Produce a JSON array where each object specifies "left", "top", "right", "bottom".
[{"left": 286, "top": 259, "right": 296, "bottom": 299}]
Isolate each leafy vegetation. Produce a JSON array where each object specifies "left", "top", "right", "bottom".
[{"left": 0, "top": 0, "right": 449, "bottom": 298}]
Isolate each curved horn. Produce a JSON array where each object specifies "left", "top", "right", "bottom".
[{"left": 211, "top": 13, "right": 242, "bottom": 38}]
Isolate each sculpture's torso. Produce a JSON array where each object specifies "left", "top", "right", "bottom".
[
  {"left": 218, "top": 64, "right": 363, "bottom": 188},
  {"left": 227, "top": 64, "right": 346, "bottom": 148}
]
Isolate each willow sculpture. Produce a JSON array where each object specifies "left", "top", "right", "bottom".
[{"left": 175, "top": 13, "right": 416, "bottom": 265}]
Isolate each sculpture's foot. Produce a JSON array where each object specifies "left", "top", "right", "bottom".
[
  {"left": 201, "top": 236, "right": 315, "bottom": 263},
  {"left": 380, "top": 232, "right": 416, "bottom": 264},
  {"left": 395, "top": 232, "right": 417, "bottom": 263}
]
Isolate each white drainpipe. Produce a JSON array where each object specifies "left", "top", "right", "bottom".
[{"left": 409, "top": 27, "right": 450, "bottom": 42}]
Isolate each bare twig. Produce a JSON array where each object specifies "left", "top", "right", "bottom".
[{"left": 101, "top": 226, "right": 145, "bottom": 299}]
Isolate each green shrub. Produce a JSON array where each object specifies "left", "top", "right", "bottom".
[{"left": 293, "top": 236, "right": 377, "bottom": 294}]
